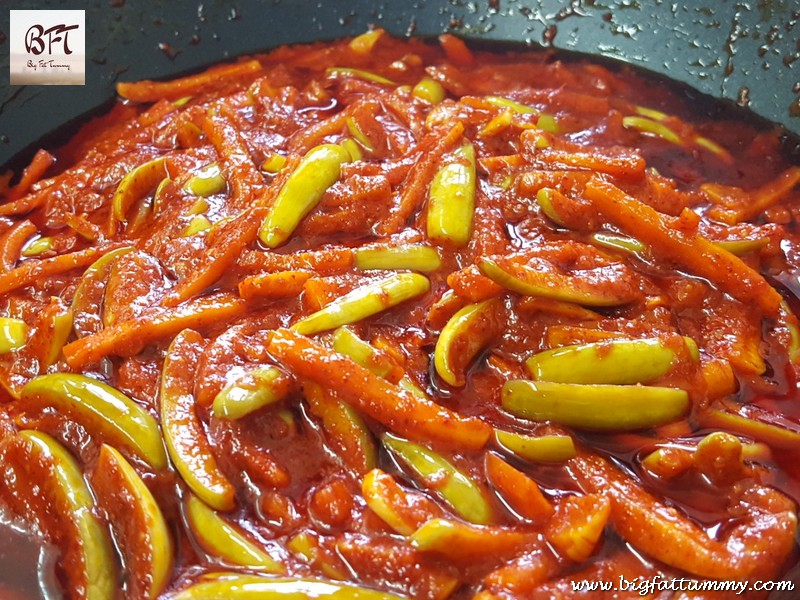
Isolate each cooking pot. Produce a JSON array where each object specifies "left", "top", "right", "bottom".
[{"left": 0, "top": 0, "right": 798, "bottom": 173}]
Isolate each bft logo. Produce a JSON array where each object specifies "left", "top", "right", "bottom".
[
  {"left": 10, "top": 10, "right": 86, "bottom": 85},
  {"left": 25, "top": 23, "right": 80, "bottom": 56}
]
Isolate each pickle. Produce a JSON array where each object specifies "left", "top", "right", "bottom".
[
  {"left": 502, "top": 380, "right": 689, "bottom": 431},
  {"left": 410, "top": 518, "right": 527, "bottom": 562},
  {"left": 494, "top": 430, "right": 576, "bottom": 462},
  {"left": 261, "top": 153, "right": 287, "bottom": 173},
  {"left": 413, "top": 77, "right": 446, "bottom": 104},
  {"left": 42, "top": 305, "right": 73, "bottom": 368},
  {"left": 590, "top": 232, "right": 646, "bottom": 254},
  {"left": 0, "top": 316, "right": 29, "bottom": 353},
  {"left": 0, "top": 431, "right": 115, "bottom": 600},
  {"left": 525, "top": 337, "right": 697, "bottom": 385},
  {"left": 434, "top": 298, "right": 502, "bottom": 387},
  {"left": 20, "top": 373, "right": 167, "bottom": 469},
  {"left": 70, "top": 246, "right": 134, "bottom": 338},
  {"left": 622, "top": 116, "right": 681, "bottom": 144},
  {"left": 346, "top": 116, "right": 375, "bottom": 151},
  {"left": 355, "top": 244, "right": 441, "bottom": 273},
  {"left": 427, "top": 142, "right": 476, "bottom": 246},
  {"left": 341, "top": 137, "right": 363, "bottom": 161},
  {"left": 332, "top": 327, "right": 399, "bottom": 380},
  {"left": 213, "top": 365, "right": 290, "bottom": 420},
  {"left": 21, "top": 235, "right": 55, "bottom": 257},
  {"left": 383, "top": 433, "right": 494, "bottom": 525},
  {"left": 259, "top": 144, "right": 351, "bottom": 248},
  {"left": 361, "top": 468, "right": 434, "bottom": 536},
  {"left": 184, "top": 162, "right": 226, "bottom": 197},
  {"left": 162, "top": 331, "right": 236, "bottom": 511},
  {"left": 91, "top": 444, "right": 173, "bottom": 599},
  {"left": 536, "top": 188, "right": 568, "bottom": 227},
  {"left": 349, "top": 28, "right": 384, "bottom": 54},
  {"left": 714, "top": 238, "right": 768, "bottom": 256},
  {"left": 484, "top": 95, "right": 537, "bottom": 114},
  {"left": 326, "top": 67, "right": 395, "bottom": 85},
  {"left": 479, "top": 256, "right": 639, "bottom": 307},
  {"left": 292, "top": 273, "right": 430, "bottom": 335},
  {"left": 185, "top": 495, "right": 283, "bottom": 572},
  {"left": 305, "top": 380, "right": 378, "bottom": 476},
  {"left": 113, "top": 156, "right": 168, "bottom": 223},
  {"left": 172, "top": 573, "right": 404, "bottom": 599}
]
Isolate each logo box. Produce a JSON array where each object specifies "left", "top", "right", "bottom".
[{"left": 9, "top": 10, "right": 85, "bottom": 85}]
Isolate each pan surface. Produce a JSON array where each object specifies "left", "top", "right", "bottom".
[{"left": 0, "top": 0, "right": 799, "bottom": 171}]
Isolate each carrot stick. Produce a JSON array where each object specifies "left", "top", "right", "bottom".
[
  {"left": 485, "top": 453, "right": 553, "bottom": 524},
  {"left": 569, "top": 453, "right": 795, "bottom": 580},
  {"left": 0, "top": 244, "right": 123, "bottom": 296},
  {"left": 538, "top": 148, "right": 645, "bottom": 179},
  {"left": 5, "top": 149, "right": 54, "bottom": 202},
  {"left": 438, "top": 34, "right": 475, "bottom": 67},
  {"left": 0, "top": 220, "right": 37, "bottom": 272},
  {"left": 0, "top": 191, "right": 47, "bottom": 217},
  {"left": 63, "top": 292, "right": 247, "bottom": 369},
  {"left": 116, "top": 60, "right": 263, "bottom": 103},
  {"left": 238, "top": 270, "right": 311, "bottom": 300},
  {"left": 201, "top": 111, "right": 263, "bottom": 210},
  {"left": 238, "top": 248, "right": 354, "bottom": 275},
  {"left": 708, "top": 166, "right": 800, "bottom": 224},
  {"left": 378, "top": 122, "right": 464, "bottom": 236},
  {"left": 267, "top": 328, "right": 491, "bottom": 451},
  {"left": 161, "top": 209, "right": 262, "bottom": 307},
  {"left": 584, "top": 177, "right": 782, "bottom": 317}
]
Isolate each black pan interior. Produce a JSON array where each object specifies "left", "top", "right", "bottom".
[{"left": 0, "top": 0, "right": 799, "bottom": 173}]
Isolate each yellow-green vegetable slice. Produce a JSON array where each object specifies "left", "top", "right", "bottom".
[
  {"left": 0, "top": 317, "right": 29, "bottom": 353},
  {"left": 113, "top": 157, "right": 168, "bottom": 222},
  {"left": 213, "top": 366, "right": 288, "bottom": 420},
  {"left": 292, "top": 273, "right": 430, "bottom": 335},
  {"left": 259, "top": 144, "right": 351, "bottom": 248},
  {"left": 15, "top": 431, "right": 116, "bottom": 600},
  {"left": 382, "top": 433, "right": 493, "bottom": 525},
  {"left": 525, "top": 337, "right": 696, "bottom": 385},
  {"left": 326, "top": 67, "right": 395, "bottom": 85},
  {"left": 427, "top": 142, "right": 476, "bottom": 246},
  {"left": 185, "top": 163, "right": 226, "bottom": 197},
  {"left": 412, "top": 77, "right": 446, "bottom": 104},
  {"left": 355, "top": 244, "right": 441, "bottom": 273},
  {"left": 434, "top": 299, "right": 500, "bottom": 387},
  {"left": 20, "top": 373, "right": 167, "bottom": 469},
  {"left": 502, "top": 380, "right": 689, "bottom": 431},
  {"left": 185, "top": 495, "right": 283, "bottom": 572},
  {"left": 21, "top": 236, "right": 55, "bottom": 257},
  {"left": 494, "top": 430, "right": 576, "bottom": 462}
]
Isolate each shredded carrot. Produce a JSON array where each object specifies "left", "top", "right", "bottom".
[
  {"left": 378, "top": 121, "right": 464, "bottom": 235},
  {"left": 0, "top": 244, "right": 123, "bottom": 296},
  {"left": 5, "top": 149, "right": 54, "bottom": 202},
  {"left": 238, "top": 248, "right": 354, "bottom": 275},
  {"left": 161, "top": 209, "right": 262, "bottom": 307},
  {"left": 201, "top": 110, "right": 263, "bottom": 210},
  {"left": 267, "top": 328, "right": 492, "bottom": 451},
  {"left": 0, "top": 220, "right": 37, "bottom": 272},
  {"left": 116, "top": 59, "right": 263, "bottom": 103},
  {"left": 584, "top": 177, "right": 782, "bottom": 317},
  {"left": 707, "top": 166, "right": 800, "bottom": 224},
  {"left": 238, "top": 270, "right": 311, "bottom": 300},
  {"left": 63, "top": 292, "right": 247, "bottom": 368},
  {"left": 438, "top": 34, "right": 475, "bottom": 67}
]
